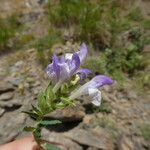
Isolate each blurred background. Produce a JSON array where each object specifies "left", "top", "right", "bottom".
[{"left": 0, "top": 0, "right": 149, "bottom": 149}]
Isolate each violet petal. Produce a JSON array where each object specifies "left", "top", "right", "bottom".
[
  {"left": 91, "top": 75, "right": 114, "bottom": 88},
  {"left": 77, "top": 43, "right": 87, "bottom": 62},
  {"left": 52, "top": 54, "right": 60, "bottom": 80},
  {"left": 70, "top": 53, "right": 80, "bottom": 74},
  {"left": 77, "top": 68, "right": 91, "bottom": 80}
]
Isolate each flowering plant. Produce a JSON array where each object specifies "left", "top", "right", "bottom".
[{"left": 23, "top": 43, "right": 113, "bottom": 150}]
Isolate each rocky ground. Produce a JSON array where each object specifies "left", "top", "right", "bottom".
[
  {"left": 0, "top": 0, "right": 150, "bottom": 149},
  {"left": 0, "top": 47, "right": 149, "bottom": 150}
]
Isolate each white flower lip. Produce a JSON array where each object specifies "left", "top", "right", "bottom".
[{"left": 88, "top": 88, "right": 101, "bottom": 106}]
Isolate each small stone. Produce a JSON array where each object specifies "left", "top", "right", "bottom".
[
  {"left": 117, "top": 92, "right": 126, "bottom": 100},
  {"left": 33, "top": 89, "right": 39, "bottom": 95},
  {"left": 32, "top": 87, "right": 41, "bottom": 95},
  {"left": 0, "top": 82, "right": 14, "bottom": 94},
  {"left": 8, "top": 77, "right": 24, "bottom": 87},
  {"left": 24, "top": 82, "right": 30, "bottom": 89},
  {"left": 133, "top": 137, "right": 149, "bottom": 150},
  {"left": 143, "top": 45, "right": 150, "bottom": 53},
  {"left": 83, "top": 115, "right": 94, "bottom": 125},
  {"left": 27, "top": 48, "right": 35, "bottom": 53},
  {"left": 38, "top": 0, "right": 48, "bottom": 5},
  {"left": 14, "top": 61, "right": 24, "bottom": 67},
  {"left": 32, "top": 81, "right": 41, "bottom": 87},
  {"left": 127, "top": 91, "right": 137, "bottom": 100},
  {"left": 0, "top": 92, "right": 14, "bottom": 101},
  {"left": 87, "top": 147, "right": 98, "bottom": 150},
  {"left": 0, "top": 108, "right": 5, "bottom": 117},
  {"left": 0, "top": 98, "right": 22, "bottom": 108},
  {"left": 117, "top": 135, "right": 134, "bottom": 150},
  {"left": 64, "top": 128, "right": 114, "bottom": 150}
]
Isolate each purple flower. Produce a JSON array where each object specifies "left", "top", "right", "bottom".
[
  {"left": 76, "top": 69, "right": 91, "bottom": 80},
  {"left": 46, "top": 43, "right": 91, "bottom": 91},
  {"left": 77, "top": 43, "right": 87, "bottom": 62},
  {"left": 69, "top": 75, "right": 114, "bottom": 106}
]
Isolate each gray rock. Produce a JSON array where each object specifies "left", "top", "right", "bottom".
[
  {"left": 117, "top": 135, "right": 134, "bottom": 150},
  {"left": 64, "top": 128, "right": 114, "bottom": 150},
  {"left": 0, "top": 111, "right": 26, "bottom": 144},
  {"left": 32, "top": 88, "right": 40, "bottom": 95},
  {"left": 0, "top": 98, "right": 22, "bottom": 108},
  {"left": 42, "top": 128, "right": 83, "bottom": 150},
  {"left": 45, "top": 103, "right": 85, "bottom": 122},
  {"left": 87, "top": 147, "right": 98, "bottom": 150},
  {"left": 0, "top": 92, "right": 14, "bottom": 101},
  {"left": 8, "top": 77, "right": 24, "bottom": 87},
  {"left": 9, "top": 61, "right": 23, "bottom": 73},
  {"left": 0, "top": 108, "right": 5, "bottom": 117},
  {"left": 133, "top": 138, "right": 147, "bottom": 150},
  {"left": 127, "top": 91, "right": 138, "bottom": 100},
  {"left": 0, "top": 82, "right": 15, "bottom": 94}
]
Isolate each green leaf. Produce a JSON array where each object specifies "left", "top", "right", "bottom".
[
  {"left": 38, "top": 92, "right": 51, "bottom": 114},
  {"left": 45, "top": 143, "right": 62, "bottom": 150},
  {"left": 22, "top": 111, "right": 39, "bottom": 119},
  {"left": 38, "top": 92, "right": 46, "bottom": 108},
  {"left": 46, "top": 85, "right": 56, "bottom": 101},
  {"left": 40, "top": 120, "right": 62, "bottom": 126},
  {"left": 23, "top": 126, "right": 35, "bottom": 132},
  {"left": 31, "top": 104, "right": 43, "bottom": 116},
  {"left": 60, "top": 83, "right": 69, "bottom": 94},
  {"left": 61, "top": 97, "right": 75, "bottom": 106},
  {"left": 34, "top": 128, "right": 42, "bottom": 139}
]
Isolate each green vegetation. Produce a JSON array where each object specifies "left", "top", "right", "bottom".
[
  {"left": 0, "top": 15, "right": 35, "bottom": 53},
  {"left": 84, "top": 55, "right": 107, "bottom": 75},
  {"left": 47, "top": 0, "right": 126, "bottom": 48},
  {"left": 84, "top": 29, "right": 144, "bottom": 81},
  {"left": 94, "top": 100, "right": 112, "bottom": 114},
  {"left": 139, "top": 124, "right": 150, "bottom": 140},
  {"left": 35, "top": 29, "right": 64, "bottom": 66},
  {"left": 103, "top": 29, "right": 144, "bottom": 79},
  {"left": 128, "top": 7, "right": 143, "bottom": 21},
  {"left": 0, "top": 15, "right": 20, "bottom": 51},
  {"left": 1, "top": 1, "right": 148, "bottom": 86},
  {"left": 133, "top": 71, "right": 150, "bottom": 91},
  {"left": 17, "top": 34, "right": 35, "bottom": 49},
  {"left": 142, "top": 19, "right": 150, "bottom": 30},
  {"left": 97, "top": 117, "right": 117, "bottom": 129},
  {"left": 38, "top": 0, "right": 148, "bottom": 83}
]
